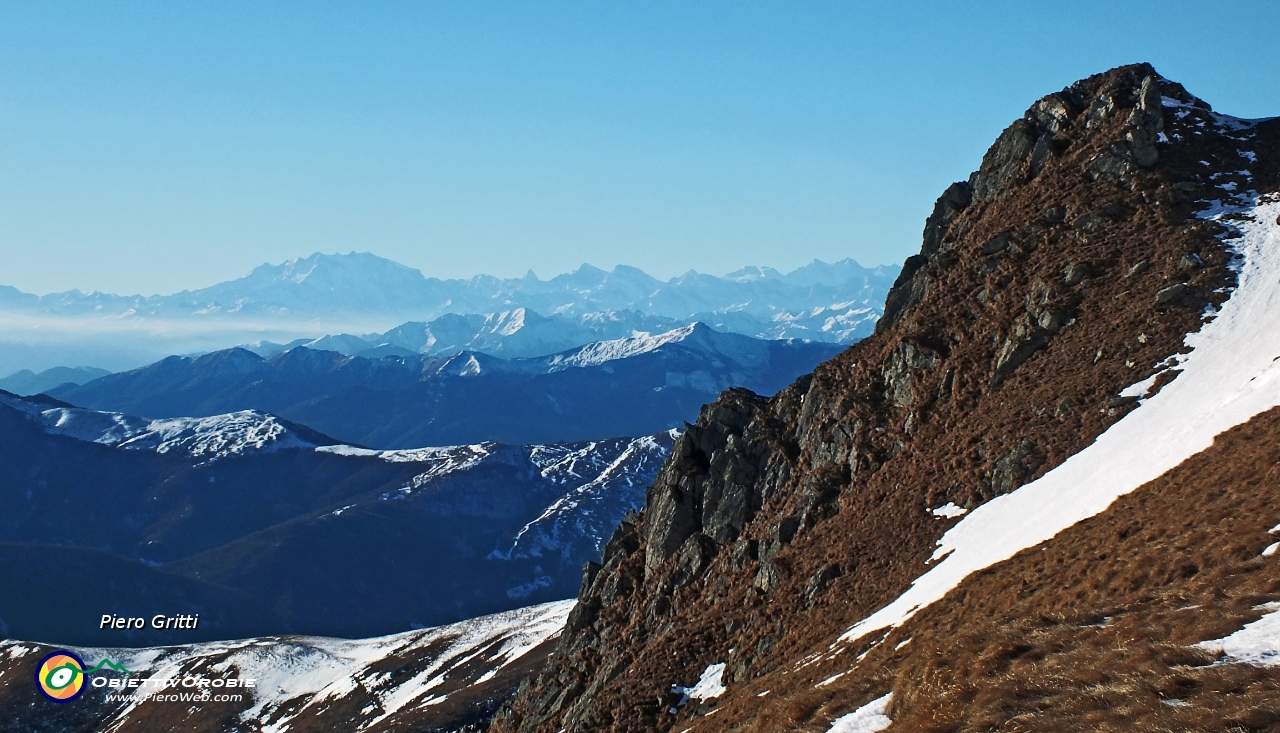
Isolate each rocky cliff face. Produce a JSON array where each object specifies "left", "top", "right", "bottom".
[{"left": 488, "top": 64, "right": 1279, "bottom": 732}]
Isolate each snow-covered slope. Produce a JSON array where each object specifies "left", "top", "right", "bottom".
[
  {"left": 545, "top": 324, "right": 704, "bottom": 369},
  {"left": 0, "top": 392, "right": 332, "bottom": 461},
  {"left": 0, "top": 600, "right": 573, "bottom": 733},
  {"left": 840, "top": 119, "right": 1278, "bottom": 645},
  {"left": 501, "top": 431, "right": 680, "bottom": 560}
]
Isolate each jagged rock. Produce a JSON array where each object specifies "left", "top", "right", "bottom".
[
  {"left": 883, "top": 341, "right": 943, "bottom": 408},
  {"left": 922, "top": 181, "right": 974, "bottom": 256},
  {"left": 701, "top": 437, "right": 756, "bottom": 544},
  {"left": 1127, "top": 260, "right": 1151, "bottom": 278},
  {"left": 565, "top": 601, "right": 598, "bottom": 633},
  {"left": 878, "top": 255, "right": 931, "bottom": 334},
  {"left": 642, "top": 389, "right": 768, "bottom": 576},
  {"left": 598, "top": 567, "right": 634, "bottom": 608},
  {"left": 730, "top": 538, "right": 758, "bottom": 570},
  {"left": 1089, "top": 145, "right": 1138, "bottom": 180},
  {"left": 989, "top": 281, "right": 1073, "bottom": 390},
  {"left": 1127, "top": 74, "right": 1165, "bottom": 168},
  {"left": 1156, "top": 283, "right": 1191, "bottom": 304},
  {"left": 671, "top": 534, "right": 716, "bottom": 590},
  {"left": 971, "top": 119, "right": 1038, "bottom": 201},
  {"left": 580, "top": 561, "right": 602, "bottom": 599},
  {"left": 1086, "top": 92, "right": 1116, "bottom": 127},
  {"left": 803, "top": 564, "right": 844, "bottom": 606},
  {"left": 986, "top": 438, "right": 1044, "bottom": 497},
  {"left": 880, "top": 183, "right": 974, "bottom": 334},
  {"left": 753, "top": 560, "right": 782, "bottom": 593},
  {"left": 1063, "top": 261, "right": 1088, "bottom": 286},
  {"left": 601, "top": 517, "right": 639, "bottom": 564},
  {"left": 641, "top": 478, "right": 698, "bottom": 577},
  {"left": 1031, "top": 92, "right": 1082, "bottom": 135}
]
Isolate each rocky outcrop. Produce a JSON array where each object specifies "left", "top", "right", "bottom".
[{"left": 490, "top": 63, "right": 1271, "bottom": 733}]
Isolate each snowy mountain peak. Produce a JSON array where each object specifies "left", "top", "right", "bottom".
[
  {"left": 546, "top": 323, "right": 706, "bottom": 370},
  {"left": 0, "top": 391, "right": 333, "bottom": 461}
]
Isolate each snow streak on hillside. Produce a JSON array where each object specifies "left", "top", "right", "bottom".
[
  {"left": 842, "top": 187, "right": 1280, "bottom": 643},
  {"left": 504, "top": 430, "right": 680, "bottom": 559}
]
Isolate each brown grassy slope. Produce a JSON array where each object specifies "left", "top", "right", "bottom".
[
  {"left": 489, "top": 63, "right": 1277, "bottom": 733},
  {"left": 762, "top": 405, "right": 1280, "bottom": 733}
]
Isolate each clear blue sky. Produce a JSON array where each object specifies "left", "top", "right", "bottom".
[{"left": 2, "top": 1, "right": 1277, "bottom": 295}]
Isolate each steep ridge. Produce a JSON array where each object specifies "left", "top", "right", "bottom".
[
  {"left": 50, "top": 325, "right": 841, "bottom": 447},
  {"left": 488, "top": 64, "right": 1279, "bottom": 732}
]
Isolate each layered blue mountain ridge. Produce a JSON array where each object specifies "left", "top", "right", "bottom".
[{"left": 0, "top": 253, "right": 897, "bottom": 375}]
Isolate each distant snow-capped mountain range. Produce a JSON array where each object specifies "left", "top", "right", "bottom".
[
  {"left": 0, "top": 388, "right": 673, "bottom": 644},
  {"left": 0, "top": 252, "right": 896, "bottom": 322},
  {"left": 245, "top": 303, "right": 879, "bottom": 361},
  {"left": 0, "top": 253, "right": 896, "bottom": 375}
]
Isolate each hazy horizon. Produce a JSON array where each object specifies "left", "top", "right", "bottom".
[
  {"left": 3, "top": 2, "right": 1277, "bottom": 295},
  {"left": 1, "top": 251, "right": 900, "bottom": 299}
]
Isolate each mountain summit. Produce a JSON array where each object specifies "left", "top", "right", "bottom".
[{"left": 489, "top": 64, "right": 1280, "bottom": 733}]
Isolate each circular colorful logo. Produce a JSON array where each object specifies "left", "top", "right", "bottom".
[{"left": 35, "top": 650, "right": 87, "bottom": 703}]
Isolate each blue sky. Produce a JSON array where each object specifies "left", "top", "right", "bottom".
[{"left": 2, "top": 1, "right": 1277, "bottom": 295}]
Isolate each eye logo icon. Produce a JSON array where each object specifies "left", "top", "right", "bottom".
[
  {"left": 34, "top": 650, "right": 129, "bottom": 703},
  {"left": 36, "top": 651, "right": 87, "bottom": 702}
]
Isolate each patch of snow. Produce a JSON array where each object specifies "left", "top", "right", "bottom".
[
  {"left": 1197, "top": 602, "right": 1280, "bottom": 665},
  {"left": 840, "top": 193, "right": 1280, "bottom": 645},
  {"left": 2, "top": 643, "right": 31, "bottom": 659},
  {"left": 316, "top": 444, "right": 381, "bottom": 457},
  {"left": 828, "top": 694, "right": 892, "bottom": 733},
  {"left": 687, "top": 662, "right": 726, "bottom": 701},
  {"left": 669, "top": 662, "right": 727, "bottom": 712},
  {"left": 816, "top": 671, "right": 846, "bottom": 687},
  {"left": 930, "top": 503, "right": 967, "bottom": 518}
]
